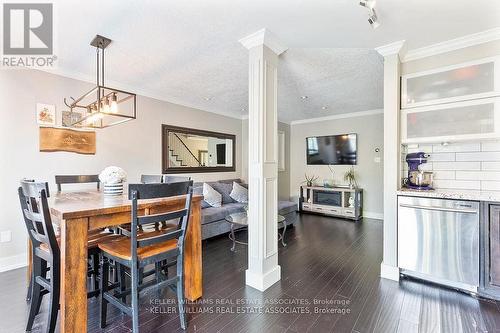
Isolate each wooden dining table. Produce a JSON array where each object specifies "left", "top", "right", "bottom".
[{"left": 39, "top": 190, "right": 203, "bottom": 333}]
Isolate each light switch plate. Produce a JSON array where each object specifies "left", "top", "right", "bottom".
[{"left": 374, "top": 157, "right": 381, "bottom": 163}]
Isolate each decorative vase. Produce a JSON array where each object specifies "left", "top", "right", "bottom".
[
  {"left": 348, "top": 196, "right": 355, "bottom": 208},
  {"left": 103, "top": 182, "right": 124, "bottom": 196}
]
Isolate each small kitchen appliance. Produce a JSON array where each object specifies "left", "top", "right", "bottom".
[{"left": 405, "top": 152, "right": 433, "bottom": 190}]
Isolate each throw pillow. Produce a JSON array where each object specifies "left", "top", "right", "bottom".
[
  {"left": 193, "top": 185, "right": 211, "bottom": 208},
  {"left": 230, "top": 181, "right": 248, "bottom": 203},
  {"left": 203, "top": 183, "right": 222, "bottom": 207}
]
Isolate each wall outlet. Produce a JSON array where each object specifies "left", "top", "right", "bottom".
[
  {"left": 0, "top": 230, "right": 12, "bottom": 243},
  {"left": 374, "top": 157, "right": 381, "bottom": 163}
]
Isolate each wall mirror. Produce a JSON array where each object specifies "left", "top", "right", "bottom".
[{"left": 162, "top": 124, "right": 236, "bottom": 174}]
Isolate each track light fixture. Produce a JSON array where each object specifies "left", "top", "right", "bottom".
[{"left": 359, "top": 0, "right": 380, "bottom": 29}]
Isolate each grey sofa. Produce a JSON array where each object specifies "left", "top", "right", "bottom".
[{"left": 193, "top": 179, "right": 298, "bottom": 240}]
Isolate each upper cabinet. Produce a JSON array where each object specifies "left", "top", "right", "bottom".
[
  {"left": 402, "top": 57, "right": 500, "bottom": 109},
  {"left": 401, "top": 57, "right": 500, "bottom": 143}
]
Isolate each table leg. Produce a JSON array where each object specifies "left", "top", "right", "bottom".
[
  {"left": 60, "top": 218, "right": 88, "bottom": 333},
  {"left": 184, "top": 200, "right": 202, "bottom": 301},
  {"left": 281, "top": 221, "right": 287, "bottom": 247},
  {"left": 230, "top": 224, "right": 236, "bottom": 252}
]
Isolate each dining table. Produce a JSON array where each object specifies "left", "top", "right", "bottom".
[{"left": 30, "top": 190, "right": 203, "bottom": 333}]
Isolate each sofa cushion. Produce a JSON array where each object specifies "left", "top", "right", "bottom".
[
  {"left": 193, "top": 185, "right": 211, "bottom": 208},
  {"left": 278, "top": 201, "right": 297, "bottom": 215},
  {"left": 208, "top": 182, "right": 234, "bottom": 204},
  {"left": 230, "top": 182, "right": 248, "bottom": 203},
  {"left": 202, "top": 202, "right": 246, "bottom": 225},
  {"left": 203, "top": 183, "right": 222, "bottom": 207}
]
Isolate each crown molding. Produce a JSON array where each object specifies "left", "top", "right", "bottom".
[
  {"left": 34, "top": 67, "right": 246, "bottom": 121},
  {"left": 289, "top": 109, "right": 383, "bottom": 126},
  {"left": 239, "top": 28, "right": 288, "bottom": 55},
  {"left": 402, "top": 27, "right": 500, "bottom": 63},
  {"left": 375, "top": 40, "right": 406, "bottom": 58}
]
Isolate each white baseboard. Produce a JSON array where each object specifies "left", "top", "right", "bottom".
[
  {"left": 364, "top": 211, "right": 384, "bottom": 220},
  {"left": 380, "top": 262, "right": 400, "bottom": 281},
  {"left": 245, "top": 265, "right": 281, "bottom": 291},
  {"left": 0, "top": 253, "right": 27, "bottom": 273}
]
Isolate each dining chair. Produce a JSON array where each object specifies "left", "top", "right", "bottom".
[
  {"left": 163, "top": 175, "right": 191, "bottom": 183},
  {"left": 19, "top": 180, "right": 119, "bottom": 333},
  {"left": 55, "top": 174, "right": 100, "bottom": 192},
  {"left": 98, "top": 181, "right": 193, "bottom": 332},
  {"left": 140, "top": 174, "right": 164, "bottom": 184}
]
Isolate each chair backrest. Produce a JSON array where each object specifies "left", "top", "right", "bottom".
[
  {"left": 163, "top": 175, "right": 191, "bottom": 184},
  {"left": 55, "top": 174, "right": 100, "bottom": 192},
  {"left": 140, "top": 174, "right": 164, "bottom": 184},
  {"left": 18, "top": 180, "right": 59, "bottom": 256},
  {"left": 128, "top": 181, "right": 194, "bottom": 260}
]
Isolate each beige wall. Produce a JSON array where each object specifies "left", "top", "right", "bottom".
[
  {"left": 0, "top": 69, "right": 243, "bottom": 268},
  {"left": 289, "top": 113, "right": 384, "bottom": 217},
  {"left": 241, "top": 120, "right": 291, "bottom": 200}
]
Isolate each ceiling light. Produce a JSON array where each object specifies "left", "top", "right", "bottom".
[
  {"left": 63, "top": 35, "right": 136, "bottom": 129},
  {"left": 300, "top": 96, "right": 308, "bottom": 100},
  {"left": 321, "top": 106, "right": 328, "bottom": 110},
  {"left": 204, "top": 97, "right": 212, "bottom": 101},
  {"left": 359, "top": 0, "right": 376, "bottom": 10},
  {"left": 367, "top": 9, "right": 380, "bottom": 29}
]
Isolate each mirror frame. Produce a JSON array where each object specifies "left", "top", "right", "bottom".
[{"left": 162, "top": 124, "right": 236, "bottom": 174}]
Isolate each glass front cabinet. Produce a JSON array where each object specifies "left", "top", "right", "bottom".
[{"left": 401, "top": 57, "right": 500, "bottom": 143}]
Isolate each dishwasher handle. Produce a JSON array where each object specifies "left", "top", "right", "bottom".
[{"left": 399, "top": 203, "right": 478, "bottom": 214}]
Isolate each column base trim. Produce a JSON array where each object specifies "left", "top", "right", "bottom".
[
  {"left": 380, "top": 262, "right": 400, "bottom": 281},
  {"left": 245, "top": 265, "right": 281, "bottom": 291}
]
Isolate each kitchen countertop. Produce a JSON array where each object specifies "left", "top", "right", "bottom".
[{"left": 397, "top": 188, "right": 500, "bottom": 203}]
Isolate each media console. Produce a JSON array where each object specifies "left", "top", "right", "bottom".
[{"left": 299, "top": 186, "right": 363, "bottom": 220}]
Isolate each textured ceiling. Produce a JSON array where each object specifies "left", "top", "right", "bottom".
[{"left": 44, "top": 0, "right": 499, "bottom": 121}]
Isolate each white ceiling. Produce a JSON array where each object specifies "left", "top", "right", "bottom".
[{"left": 47, "top": 0, "right": 500, "bottom": 122}]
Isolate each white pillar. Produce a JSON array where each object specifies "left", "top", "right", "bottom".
[
  {"left": 239, "top": 29, "right": 287, "bottom": 291},
  {"left": 376, "top": 41, "right": 405, "bottom": 281}
]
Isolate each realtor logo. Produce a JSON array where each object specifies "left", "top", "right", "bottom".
[{"left": 2, "top": 3, "right": 55, "bottom": 67}]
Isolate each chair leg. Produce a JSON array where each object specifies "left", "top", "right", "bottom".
[
  {"left": 100, "top": 255, "right": 109, "bottom": 329},
  {"left": 46, "top": 265, "right": 60, "bottom": 333},
  {"left": 131, "top": 265, "right": 140, "bottom": 333},
  {"left": 26, "top": 257, "right": 43, "bottom": 331},
  {"left": 117, "top": 264, "right": 127, "bottom": 304},
  {"left": 176, "top": 256, "right": 186, "bottom": 330},
  {"left": 26, "top": 276, "right": 33, "bottom": 301}
]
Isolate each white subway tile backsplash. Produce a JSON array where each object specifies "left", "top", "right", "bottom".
[
  {"left": 402, "top": 140, "right": 500, "bottom": 192},
  {"left": 482, "top": 162, "right": 500, "bottom": 171},
  {"left": 433, "top": 171, "right": 456, "bottom": 180},
  {"left": 481, "top": 181, "right": 500, "bottom": 191},
  {"left": 433, "top": 180, "right": 481, "bottom": 190},
  {"left": 456, "top": 171, "right": 500, "bottom": 181},
  {"left": 428, "top": 153, "right": 455, "bottom": 162},
  {"left": 432, "top": 162, "right": 481, "bottom": 171},
  {"left": 456, "top": 152, "right": 500, "bottom": 162},
  {"left": 481, "top": 140, "right": 500, "bottom": 152},
  {"left": 432, "top": 143, "right": 481, "bottom": 153}
]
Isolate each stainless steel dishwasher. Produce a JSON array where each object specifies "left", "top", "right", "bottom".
[{"left": 398, "top": 196, "right": 480, "bottom": 292}]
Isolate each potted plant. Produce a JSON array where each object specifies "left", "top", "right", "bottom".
[
  {"left": 99, "top": 166, "right": 127, "bottom": 196},
  {"left": 344, "top": 166, "right": 358, "bottom": 189},
  {"left": 303, "top": 174, "right": 319, "bottom": 187}
]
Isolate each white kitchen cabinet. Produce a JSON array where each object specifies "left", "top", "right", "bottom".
[
  {"left": 401, "top": 97, "right": 500, "bottom": 144},
  {"left": 402, "top": 57, "right": 500, "bottom": 109}
]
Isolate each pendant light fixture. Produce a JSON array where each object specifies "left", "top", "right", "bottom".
[{"left": 64, "top": 35, "right": 136, "bottom": 128}]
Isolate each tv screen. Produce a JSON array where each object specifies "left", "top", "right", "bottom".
[{"left": 306, "top": 133, "right": 357, "bottom": 165}]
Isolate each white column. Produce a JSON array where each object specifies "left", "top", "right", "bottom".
[
  {"left": 239, "top": 29, "right": 287, "bottom": 291},
  {"left": 376, "top": 41, "right": 405, "bottom": 281}
]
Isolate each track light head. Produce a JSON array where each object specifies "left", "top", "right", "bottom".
[
  {"left": 367, "top": 9, "right": 380, "bottom": 29},
  {"left": 359, "top": 0, "right": 376, "bottom": 10}
]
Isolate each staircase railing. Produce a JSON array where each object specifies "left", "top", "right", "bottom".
[{"left": 168, "top": 133, "right": 202, "bottom": 167}]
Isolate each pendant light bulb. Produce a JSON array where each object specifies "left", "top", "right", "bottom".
[
  {"left": 102, "top": 97, "right": 110, "bottom": 114},
  {"left": 110, "top": 93, "right": 118, "bottom": 113}
]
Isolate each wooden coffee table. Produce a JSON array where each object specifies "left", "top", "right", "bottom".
[{"left": 225, "top": 212, "right": 287, "bottom": 251}]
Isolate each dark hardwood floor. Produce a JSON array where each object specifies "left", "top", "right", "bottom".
[{"left": 1, "top": 214, "right": 500, "bottom": 332}]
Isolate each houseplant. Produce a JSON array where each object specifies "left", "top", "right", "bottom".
[
  {"left": 99, "top": 166, "right": 127, "bottom": 196},
  {"left": 344, "top": 166, "right": 358, "bottom": 189}
]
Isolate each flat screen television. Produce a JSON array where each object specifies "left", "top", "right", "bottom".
[{"left": 306, "top": 133, "right": 357, "bottom": 165}]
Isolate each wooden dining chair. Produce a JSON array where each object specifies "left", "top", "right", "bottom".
[
  {"left": 19, "top": 180, "right": 120, "bottom": 333},
  {"left": 55, "top": 174, "right": 100, "bottom": 192},
  {"left": 140, "top": 174, "right": 164, "bottom": 184},
  {"left": 98, "top": 181, "right": 193, "bottom": 332},
  {"left": 163, "top": 175, "right": 191, "bottom": 183}
]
